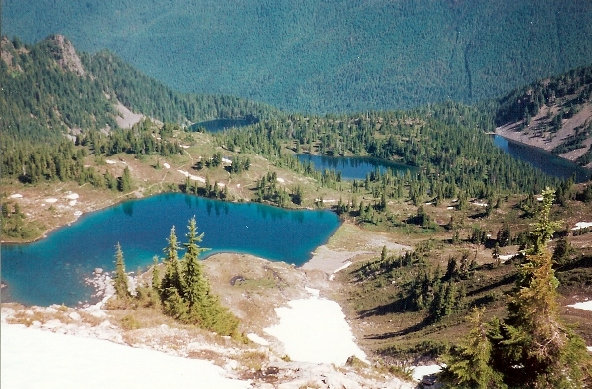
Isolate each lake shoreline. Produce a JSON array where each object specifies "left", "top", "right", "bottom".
[
  {"left": 494, "top": 129, "right": 592, "bottom": 171},
  {"left": 0, "top": 186, "right": 335, "bottom": 245}
]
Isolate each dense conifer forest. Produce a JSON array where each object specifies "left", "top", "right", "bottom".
[{"left": 4, "top": 0, "right": 592, "bottom": 112}]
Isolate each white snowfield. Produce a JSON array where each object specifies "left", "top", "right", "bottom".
[
  {"left": 1, "top": 324, "right": 250, "bottom": 389},
  {"left": 264, "top": 289, "right": 368, "bottom": 365}
]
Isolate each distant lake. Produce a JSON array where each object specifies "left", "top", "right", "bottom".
[
  {"left": 1, "top": 194, "right": 339, "bottom": 307},
  {"left": 191, "top": 117, "right": 257, "bottom": 132},
  {"left": 297, "top": 154, "right": 415, "bottom": 180},
  {"left": 493, "top": 135, "right": 591, "bottom": 183}
]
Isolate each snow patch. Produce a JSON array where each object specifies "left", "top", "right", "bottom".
[
  {"left": 105, "top": 159, "right": 117, "bottom": 164},
  {"left": 9, "top": 193, "right": 23, "bottom": 199},
  {"left": 65, "top": 192, "right": 79, "bottom": 200},
  {"left": 567, "top": 300, "right": 592, "bottom": 311},
  {"left": 498, "top": 254, "right": 515, "bottom": 262},
  {"left": 276, "top": 177, "right": 285, "bottom": 183},
  {"left": 163, "top": 162, "right": 170, "bottom": 169},
  {"left": 177, "top": 169, "right": 206, "bottom": 183},
  {"left": 411, "top": 364, "right": 443, "bottom": 382},
  {"left": 572, "top": 222, "right": 592, "bottom": 231},
  {"left": 329, "top": 261, "right": 352, "bottom": 281},
  {"left": 246, "top": 333, "right": 270, "bottom": 346},
  {"left": 264, "top": 295, "right": 367, "bottom": 365},
  {"left": 45, "top": 198, "right": 58, "bottom": 203},
  {"left": 305, "top": 287, "right": 320, "bottom": 297}
]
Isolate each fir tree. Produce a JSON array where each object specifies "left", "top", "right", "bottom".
[
  {"left": 181, "top": 216, "right": 209, "bottom": 320},
  {"left": 442, "top": 308, "right": 505, "bottom": 389},
  {"left": 151, "top": 255, "right": 160, "bottom": 291},
  {"left": 494, "top": 190, "right": 590, "bottom": 387},
  {"left": 117, "top": 166, "right": 133, "bottom": 192},
  {"left": 160, "top": 226, "right": 184, "bottom": 318},
  {"left": 113, "top": 242, "right": 130, "bottom": 299},
  {"left": 442, "top": 188, "right": 592, "bottom": 388}
]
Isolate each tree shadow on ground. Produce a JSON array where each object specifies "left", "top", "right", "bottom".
[
  {"left": 364, "top": 316, "right": 432, "bottom": 340},
  {"left": 357, "top": 298, "right": 410, "bottom": 318}
]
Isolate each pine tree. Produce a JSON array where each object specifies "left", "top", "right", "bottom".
[
  {"left": 181, "top": 216, "right": 209, "bottom": 320},
  {"left": 113, "top": 242, "right": 130, "bottom": 299},
  {"left": 442, "top": 188, "right": 591, "bottom": 388},
  {"left": 161, "top": 226, "right": 181, "bottom": 291},
  {"left": 493, "top": 188, "right": 591, "bottom": 388},
  {"left": 442, "top": 308, "right": 505, "bottom": 389},
  {"left": 160, "top": 226, "right": 184, "bottom": 317},
  {"left": 117, "top": 166, "right": 132, "bottom": 192},
  {"left": 151, "top": 255, "right": 160, "bottom": 291}
]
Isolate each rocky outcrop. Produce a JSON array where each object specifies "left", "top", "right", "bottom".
[{"left": 46, "top": 34, "right": 86, "bottom": 77}]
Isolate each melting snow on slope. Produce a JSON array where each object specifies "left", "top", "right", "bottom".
[{"left": 264, "top": 292, "right": 367, "bottom": 365}]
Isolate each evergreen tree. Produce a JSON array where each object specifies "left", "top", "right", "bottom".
[
  {"left": 117, "top": 166, "right": 133, "bottom": 192},
  {"left": 113, "top": 242, "right": 130, "bottom": 299},
  {"left": 151, "top": 255, "right": 160, "bottom": 291},
  {"left": 442, "top": 308, "right": 505, "bottom": 389},
  {"left": 552, "top": 236, "right": 573, "bottom": 266},
  {"left": 494, "top": 191, "right": 589, "bottom": 387},
  {"left": 160, "top": 226, "right": 185, "bottom": 317},
  {"left": 442, "top": 188, "right": 592, "bottom": 388},
  {"left": 181, "top": 216, "right": 209, "bottom": 321}
]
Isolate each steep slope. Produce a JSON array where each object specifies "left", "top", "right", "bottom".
[
  {"left": 495, "top": 66, "right": 592, "bottom": 168},
  {"left": 3, "top": 0, "right": 592, "bottom": 113}
]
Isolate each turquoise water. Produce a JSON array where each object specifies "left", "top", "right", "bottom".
[
  {"left": 493, "top": 135, "right": 591, "bottom": 183},
  {"left": 1, "top": 194, "right": 340, "bottom": 307},
  {"left": 297, "top": 154, "right": 414, "bottom": 180}
]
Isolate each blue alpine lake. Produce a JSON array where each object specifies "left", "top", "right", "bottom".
[
  {"left": 493, "top": 135, "right": 591, "bottom": 183},
  {"left": 1, "top": 194, "right": 340, "bottom": 307},
  {"left": 297, "top": 154, "right": 415, "bottom": 180}
]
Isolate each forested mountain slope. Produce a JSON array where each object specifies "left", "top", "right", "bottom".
[
  {"left": 0, "top": 35, "right": 560, "bottom": 196},
  {"left": 495, "top": 65, "right": 592, "bottom": 168},
  {"left": 4, "top": 0, "right": 592, "bottom": 113},
  {"left": 0, "top": 35, "right": 271, "bottom": 142}
]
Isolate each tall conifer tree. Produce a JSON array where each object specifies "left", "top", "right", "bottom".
[
  {"left": 113, "top": 242, "right": 129, "bottom": 299},
  {"left": 181, "top": 217, "right": 209, "bottom": 321}
]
